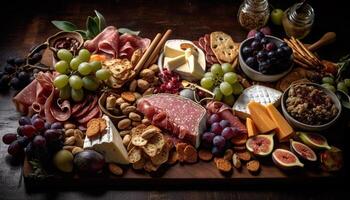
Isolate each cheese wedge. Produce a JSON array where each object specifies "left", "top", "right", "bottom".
[
  {"left": 247, "top": 101, "right": 277, "bottom": 133},
  {"left": 166, "top": 54, "right": 187, "bottom": 71},
  {"left": 83, "top": 115, "right": 129, "bottom": 164},
  {"left": 265, "top": 104, "right": 294, "bottom": 142},
  {"left": 246, "top": 117, "right": 259, "bottom": 137},
  {"left": 164, "top": 42, "right": 184, "bottom": 58}
]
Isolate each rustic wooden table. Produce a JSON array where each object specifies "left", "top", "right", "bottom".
[{"left": 1, "top": 0, "right": 349, "bottom": 199}]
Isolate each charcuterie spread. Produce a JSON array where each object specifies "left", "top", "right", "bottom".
[{"left": 1, "top": 6, "right": 348, "bottom": 182}]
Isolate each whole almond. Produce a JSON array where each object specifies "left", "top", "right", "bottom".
[
  {"left": 63, "top": 145, "right": 75, "bottom": 152},
  {"left": 140, "top": 68, "right": 155, "bottom": 78},
  {"left": 131, "top": 121, "right": 141, "bottom": 127},
  {"left": 116, "top": 97, "right": 125, "bottom": 105},
  {"left": 142, "top": 88, "right": 154, "bottom": 96},
  {"left": 74, "top": 131, "right": 84, "bottom": 147},
  {"left": 149, "top": 64, "right": 159, "bottom": 73},
  {"left": 133, "top": 92, "right": 142, "bottom": 100},
  {"left": 129, "top": 80, "right": 138, "bottom": 92},
  {"left": 141, "top": 118, "right": 151, "bottom": 126},
  {"left": 64, "top": 136, "right": 76, "bottom": 146},
  {"left": 129, "top": 112, "right": 141, "bottom": 121},
  {"left": 123, "top": 134, "right": 131, "bottom": 146},
  {"left": 72, "top": 147, "right": 84, "bottom": 155},
  {"left": 141, "top": 128, "right": 159, "bottom": 140},
  {"left": 65, "top": 129, "right": 75, "bottom": 137},
  {"left": 118, "top": 119, "right": 131, "bottom": 130},
  {"left": 74, "top": 129, "right": 84, "bottom": 138},
  {"left": 122, "top": 106, "right": 137, "bottom": 115},
  {"left": 64, "top": 123, "right": 76, "bottom": 130},
  {"left": 119, "top": 130, "right": 131, "bottom": 136},
  {"left": 137, "top": 79, "right": 150, "bottom": 90},
  {"left": 108, "top": 163, "right": 123, "bottom": 176},
  {"left": 120, "top": 102, "right": 130, "bottom": 111}
]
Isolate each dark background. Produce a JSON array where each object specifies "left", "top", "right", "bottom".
[{"left": 1, "top": 0, "right": 350, "bottom": 199}]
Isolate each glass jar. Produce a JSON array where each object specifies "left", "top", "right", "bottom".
[
  {"left": 282, "top": 2, "right": 314, "bottom": 39},
  {"left": 237, "top": 0, "right": 270, "bottom": 30}
]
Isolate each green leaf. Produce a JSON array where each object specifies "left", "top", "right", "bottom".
[
  {"left": 94, "top": 10, "right": 106, "bottom": 31},
  {"left": 51, "top": 20, "right": 77, "bottom": 31},
  {"left": 86, "top": 16, "right": 99, "bottom": 38},
  {"left": 118, "top": 28, "right": 140, "bottom": 36},
  {"left": 342, "top": 100, "right": 350, "bottom": 109},
  {"left": 76, "top": 30, "right": 88, "bottom": 40}
]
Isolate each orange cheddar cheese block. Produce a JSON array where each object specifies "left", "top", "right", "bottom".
[
  {"left": 246, "top": 117, "right": 259, "bottom": 137},
  {"left": 247, "top": 101, "right": 276, "bottom": 133},
  {"left": 266, "top": 103, "right": 294, "bottom": 142}
]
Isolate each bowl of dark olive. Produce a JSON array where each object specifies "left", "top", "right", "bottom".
[
  {"left": 239, "top": 31, "right": 293, "bottom": 82},
  {"left": 281, "top": 83, "right": 342, "bottom": 131}
]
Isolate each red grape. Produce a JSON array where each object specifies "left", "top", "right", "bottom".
[
  {"left": 22, "top": 125, "right": 37, "bottom": 138},
  {"left": 50, "top": 122, "right": 63, "bottom": 129},
  {"left": 32, "top": 118, "right": 45, "bottom": 130},
  {"left": 266, "top": 42, "right": 276, "bottom": 51},
  {"left": 43, "top": 129, "right": 60, "bottom": 142},
  {"left": 44, "top": 122, "right": 51, "bottom": 130},
  {"left": 221, "top": 127, "right": 234, "bottom": 140},
  {"left": 208, "top": 114, "right": 221, "bottom": 125},
  {"left": 17, "top": 126, "right": 24, "bottom": 136},
  {"left": 2, "top": 133, "right": 17, "bottom": 144},
  {"left": 219, "top": 120, "right": 230, "bottom": 128},
  {"left": 201, "top": 132, "right": 215, "bottom": 146},
  {"left": 8, "top": 141, "right": 24, "bottom": 157},
  {"left": 213, "top": 135, "right": 226, "bottom": 148},
  {"left": 18, "top": 116, "right": 31, "bottom": 125},
  {"left": 33, "top": 135, "right": 46, "bottom": 147},
  {"left": 211, "top": 122, "right": 223, "bottom": 135},
  {"left": 212, "top": 146, "right": 224, "bottom": 157}
]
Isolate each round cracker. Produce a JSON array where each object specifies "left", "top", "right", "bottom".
[
  {"left": 131, "top": 135, "right": 148, "bottom": 147},
  {"left": 128, "top": 147, "right": 142, "bottom": 163},
  {"left": 142, "top": 143, "right": 158, "bottom": 157}
]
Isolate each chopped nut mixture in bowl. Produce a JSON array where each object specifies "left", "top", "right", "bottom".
[{"left": 281, "top": 83, "right": 342, "bottom": 131}]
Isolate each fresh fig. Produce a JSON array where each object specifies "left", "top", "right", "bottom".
[
  {"left": 74, "top": 150, "right": 105, "bottom": 173},
  {"left": 296, "top": 132, "right": 331, "bottom": 150},
  {"left": 272, "top": 149, "right": 304, "bottom": 169},
  {"left": 290, "top": 139, "right": 317, "bottom": 162},
  {"left": 246, "top": 133, "right": 274, "bottom": 156},
  {"left": 320, "top": 146, "right": 343, "bottom": 172}
]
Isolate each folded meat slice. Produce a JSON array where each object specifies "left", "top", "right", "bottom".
[
  {"left": 119, "top": 34, "right": 151, "bottom": 59},
  {"left": 84, "top": 26, "right": 119, "bottom": 58},
  {"left": 137, "top": 93, "right": 207, "bottom": 148}
]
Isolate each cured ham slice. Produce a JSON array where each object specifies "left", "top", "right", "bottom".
[{"left": 194, "top": 34, "right": 219, "bottom": 65}]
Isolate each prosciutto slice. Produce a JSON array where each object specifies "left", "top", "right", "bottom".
[{"left": 84, "top": 26, "right": 150, "bottom": 59}]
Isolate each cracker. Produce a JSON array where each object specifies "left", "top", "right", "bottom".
[
  {"left": 131, "top": 124, "right": 147, "bottom": 137},
  {"left": 142, "top": 143, "right": 158, "bottom": 157},
  {"left": 86, "top": 119, "right": 100, "bottom": 138},
  {"left": 128, "top": 147, "right": 142, "bottom": 163},
  {"left": 210, "top": 31, "right": 238, "bottom": 63},
  {"left": 131, "top": 135, "right": 148, "bottom": 147},
  {"left": 148, "top": 132, "right": 165, "bottom": 150},
  {"left": 184, "top": 145, "right": 198, "bottom": 164},
  {"left": 121, "top": 91, "right": 136, "bottom": 102},
  {"left": 141, "top": 127, "right": 159, "bottom": 140},
  {"left": 198, "top": 149, "right": 213, "bottom": 161},
  {"left": 215, "top": 158, "right": 232, "bottom": 172},
  {"left": 176, "top": 143, "right": 188, "bottom": 163},
  {"left": 132, "top": 157, "right": 146, "bottom": 170},
  {"left": 151, "top": 145, "right": 170, "bottom": 165}
]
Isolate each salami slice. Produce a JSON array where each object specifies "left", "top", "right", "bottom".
[{"left": 77, "top": 106, "right": 101, "bottom": 124}]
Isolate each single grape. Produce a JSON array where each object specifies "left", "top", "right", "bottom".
[
  {"left": 251, "top": 40, "right": 262, "bottom": 50},
  {"left": 254, "top": 31, "right": 265, "bottom": 40},
  {"left": 33, "top": 135, "right": 46, "bottom": 148},
  {"left": 57, "top": 49, "right": 73, "bottom": 62},
  {"left": 70, "top": 57, "right": 82, "bottom": 71},
  {"left": 8, "top": 141, "right": 24, "bottom": 157},
  {"left": 71, "top": 88, "right": 84, "bottom": 102},
  {"left": 260, "top": 37, "right": 269, "bottom": 45},
  {"left": 322, "top": 83, "right": 336, "bottom": 93},
  {"left": 4, "top": 65, "right": 16, "bottom": 73},
  {"left": 211, "top": 122, "right": 223, "bottom": 135},
  {"left": 17, "top": 126, "right": 24, "bottom": 136},
  {"left": 200, "top": 77, "right": 214, "bottom": 90},
  {"left": 31, "top": 113, "right": 40, "bottom": 120},
  {"left": 201, "top": 132, "right": 215, "bottom": 146},
  {"left": 18, "top": 71, "right": 30, "bottom": 82},
  {"left": 265, "top": 42, "right": 276, "bottom": 51},
  {"left": 223, "top": 72, "right": 238, "bottom": 84},
  {"left": 2, "top": 133, "right": 17, "bottom": 144},
  {"left": 44, "top": 122, "right": 52, "bottom": 130},
  {"left": 78, "top": 49, "right": 91, "bottom": 62},
  {"left": 19, "top": 116, "right": 31, "bottom": 126},
  {"left": 282, "top": 46, "right": 293, "bottom": 56},
  {"left": 78, "top": 62, "right": 92, "bottom": 76},
  {"left": 344, "top": 79, "right": 350, "bottom": 88},
  {"left": 44, "top": 129, "right": 60, "bottom": 142},
  {"left": 211, "top": 64, "right": 224, "bottom": 77},
  {"left": 231, "top": 82, "right": 244, "bottom": 95},
  {"left": 256, "top": 51, "right": 267, "bottom": 62},
  {"left": 213, "top": 87, "right": 223, "bottom": 101},
  {"left": 219, "top": 120, "right": 230, "bottom": 129},
  {"left": 22, "top": 125, "right": 36, "bottom": 138},
  {"left": 17, "top": 136, "right": 29, "bottom": 148},
  {"left": 208, "top": 114, "right": 221, "bottom": 124},
  {"left": 276, "top": 47, "right": 285, "bottom": 58},
  {"left": 55, "top": 60, "right": 69, "bottom": 74},
  {"left": 90, "top": 61, "right": 102, "bottom": 72},
  {"left": 53, "top": 74, "right": 69, "bottom": 89},
  {"left": 82, "top": 76, "right": 99, "bottom": 91},
  {"left": 245, "top": 56, "right": 258, "bottom": 69},
  {"left": 213, "top": 135, "right": 226, "bottom": 148},
  {"left": 69, "top": 75, "right": 83, "bottom": 89},
  {"left": 337, "top": 82, "right": 348, "bottom": 93},
  {"left": 220, "top": 82, "right": 233, "bottom": 96},
  {"left": 223, "top": 95, "right": 235, "bottom": 106},
  {"left": 51, "top": 122, "right": 63, "bottom": 129},
  {"left": 204, "top": 72, "right": 214, "bottom": 78},
  {"left": 10, "top": 77, "right": 21, "bottom": 90},
  {"left": 32, "top": 118, "right": 45, "bottom": 130},
  {"left": 211, "top": 146, "right": 223, "bottom": 157},
  {"left": 221, "top": 63, "right": 233, "bottom": 73},
  {"left": 59, "top": 85, "right": 71, "bottom": 100},
  {"left": 95, "top": 69, "right": 111, "bottom": 80},
  {"left": 242, "top": 47, "right": 253, "bottom": 57},
  {"left": 221, "top": 127, "right": 235, "bottom": 140},
  {"left": 322, "top": 77, "right": 335, "bottom": 85}
]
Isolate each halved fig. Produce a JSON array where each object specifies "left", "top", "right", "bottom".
[
  {"left": 320, "top": 146, "right": 343, "bottom": 172},
  {"left": 290, "top": 139, "right": 317, "bottom": 162},
  {"left": 246, "top": 133, "right": 274, "bottom": 156},
  {"left": 296, "top": 132, "right": 331, "bottom": 150},
  {"left": 272, "top": 149, "right": 304, "bottom": 169}
]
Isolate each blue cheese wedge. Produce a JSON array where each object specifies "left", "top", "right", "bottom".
[
  {"left": 233, "top": 85, "right": 282, "bottom": 119},
  {"left": 83, "top": 115, "right": 129, "bottom": 164}
]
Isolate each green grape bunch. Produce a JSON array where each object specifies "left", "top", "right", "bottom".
[
  {"left": 200, "top": 63, "right": 244, "bottom": 106},
  {"left": 53, "top": 49, "right": 111, "bottom": 102}
]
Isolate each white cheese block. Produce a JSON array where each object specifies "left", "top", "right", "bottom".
[
  {"left": 83, "top": 115, "right": 129, "bottom": 164},
  {"left": 166, "top": 54, "right": 187, "bottom": 71},
  {"left": 233, "top": 85, "right": 282, "bottom": 119}
]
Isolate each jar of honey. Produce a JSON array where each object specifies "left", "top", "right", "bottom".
[{"left": 282, "top": 2, "right": 314, "bottom": 39}]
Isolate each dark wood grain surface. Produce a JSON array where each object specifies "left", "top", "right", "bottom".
[{"left": 1, "top": 0, "right": 350, "bottom": 199}]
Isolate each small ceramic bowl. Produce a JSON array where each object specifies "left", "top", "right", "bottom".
[
  {"left": 281, "top": 83, "right": 342, "bottom": 131},
  {"left": 239, "top": 35, "right": 293, "bottom": 82}
]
